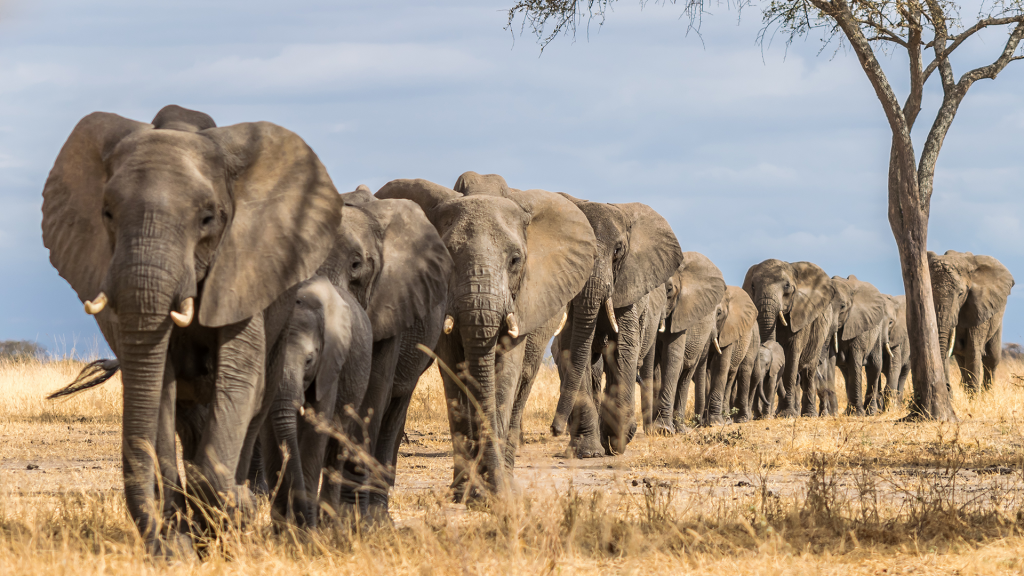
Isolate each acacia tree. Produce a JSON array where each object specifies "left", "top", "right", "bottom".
[{"left": 508, "top": 0, "right": 1024, "bottom": 421}]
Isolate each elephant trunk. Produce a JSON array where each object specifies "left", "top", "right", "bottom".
[
  {"left": 757, "top": 296, "right": 780, "bottom": 343},
  {"left": 452, "top": 265, "right": 505, "bottom": 491},
  {"left": 551, "top": 275, "right": 604, "bottom": 435},
  {"left": 269, "top": 387, "right": 313, "bottom": 528}
]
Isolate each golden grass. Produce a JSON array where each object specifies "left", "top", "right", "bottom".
[{"left": 4, "top": 355, "right": 1024, "bottom": 574}]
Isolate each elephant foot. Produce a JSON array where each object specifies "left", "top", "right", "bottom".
[
  {"left": 844, "top": 406, "right": 866, "bottom": 417},
  {"left": 148, "top": 531, "right": 198, "bottom": 563},
  {"left": 565, "top": 435, "right": 604, "bottom": 459},
  {"left": 700, "top": 414, "right": 726, "bottom": 427},
  {"left": 775, "top": 408, "right": 798, "bottom": 419},
  {"left": 650, "top": 419, "right": 676, "bottom": 436}
]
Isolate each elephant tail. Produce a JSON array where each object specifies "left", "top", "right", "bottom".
[{"left": 46, "top": 358, "right": 121, "bottom": 399}]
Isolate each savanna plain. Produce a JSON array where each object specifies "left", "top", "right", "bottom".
[{"left": 4, "top": 356, "right": 1024, "bottom": 575}]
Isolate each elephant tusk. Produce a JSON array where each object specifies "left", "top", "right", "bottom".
[
  {"left": 84, "top": 292, "right": 107, "bottom": 315},
  {"left": 713, "top": 337, "right": 722, "bottom": 355},
  {"left": 948, "top": 328, "right": 955, "bottom": 358},
  {"left": 443, "top": 315, "right": 454, "bottom": 335},
  {"left": 658, "top": 318, "right": 666, "bottom": 333},
  {"left": 169, "top": 297, "right": 194, "bottom": 328},
  {"left": 885, "top": 342, "right": 892, "bottom": 357},
  {"left": 553, "top": 311, "right": 567, "bottom": 337},
  {"left": 778, "top": 310, "right": 788, "bottom": 327},
  {"left": 605, "top": 297, "right": 619, "bottom": 334},
  {"left": 834, "top": 332, "right": 839, "bottom": 353},
  {"left": 506, "top": 313, "right": 520, "bottom": 339}
]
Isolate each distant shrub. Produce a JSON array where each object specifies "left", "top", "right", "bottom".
[
  {"left": 1003, "top": 342, "right": 1024, "bottom": 361},
  {"left": 0, "top": 340, "right": 47, "bottom": 362}
]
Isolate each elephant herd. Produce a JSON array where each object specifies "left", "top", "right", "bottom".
[{"left": 40, "top": 106, "right": 1014, "bottom": 557}]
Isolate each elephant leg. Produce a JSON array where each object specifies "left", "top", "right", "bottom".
[
  {"left": 639, "top": 338, "right": 657, "bottom": 435},
  {"left": 434, "top": 335, "right": 475, "bottom": 500},
  {"left": 865, "top": 352, "right": 883, "bottom": 416},
  {"left": 983, "top": 332, "right": 1001, "bottom": 392},
  {"left": 156, "top": 365, "right": 189, "bottom": 549},
  {"left": 653, "top": 332, "right": 685, "bottom": 434},
  {"left": 842, "top": 352, "right": 866, "bottom": 417},
  {"left": 703, "top": 352, "right": 729, "bottom": 427},
  {"left": 568, "top": 356, "right": 603, "bottom": 459},
  {"left": 600, "top": 304, "right": 643, "bottom": 456},
  {"left": 778, "top": 344, "right": 802, "bottom": 418},
  {"left": 734, "top": 348, "right": 756, "bottom": 423},
  {"left": 799, "top": 366, "right": 819, "bottom": 418},
  {"left": 505, "top": 324, "right": 553, "bottom": 470},
  {"left": 193, "top": 315, "right": 265, "bottom": 524},
  {"left": 692, "top": 354, "right": 709, "bottom": 424},
  {"left": 963, "top": 329, "right": 986, "bottom": 394}
]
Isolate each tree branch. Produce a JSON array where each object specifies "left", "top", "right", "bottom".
[{"left": 903, "top": 9, "right": 924, "bottom": 130}]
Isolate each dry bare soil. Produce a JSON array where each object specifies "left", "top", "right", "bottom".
[{"left": 5, "top": 357, "right": 1024, "bottom": 574}]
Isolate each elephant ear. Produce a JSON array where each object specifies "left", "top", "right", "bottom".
[
  {"left": 340, "top": 184, "right": 375, "bottom": 207},
  {"left": 670, "top": 252, "right": 726, "bottom": 333},
  {"left": 842, "top": 278, "right": 886, "bottom": 340},
  {"left": 453, "top": 171, "right": 510, "bottom": 197},
  {"left": 720, "top": 286, "right": 757, "bottom": 348},
  {"left": 789, "top": 261, "right": 834, "bottom": 333},
  {"left": 508, "top": 189, "right": 597, "bottom": 335},
  {"left": 306, "top": 279, "right": 352, "bottom": 404},
  {"left": 963, "top": 255, "right": 1014, "bottom": 325},
  {"left": 197, "top": 122, "right": 341, "bottom": 327},
  {"left": 611, "top": 203, "right": 683, "bottom": 308},
  {"left": 42, "top": 112, "right": 152, "bottom": 307},
  {"left": 889, "top": 295, "right": 908, "bottom": 344},
  {"left": 375, "top": 178, "right": 459, "bottom": 227},
  {"left": 360, "top": 198, "right": 453, "bottom": 340}
]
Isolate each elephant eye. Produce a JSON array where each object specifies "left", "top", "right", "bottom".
[
  {"left": 102, "top": 208, "right": 113, "bottom": 221},
  {"left": 509, "top": 253, "right": 522, "bottom": 268},
  {"left": 613, "top": 242, "right": 624, "bottom": 259},
  {"left": 351, "top": 259, "right": 362, "bottom": 270}
]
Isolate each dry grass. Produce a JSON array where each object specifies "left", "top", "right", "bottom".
[{"left": 4, "top": 355, "right": 1024, "bottom": 574}]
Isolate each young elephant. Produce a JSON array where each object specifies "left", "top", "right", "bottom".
[
  {"left": 752, "top": 341, "right": 785, "bottom": 418},
  {"left": 880, "top": 295, "right": 910, "bottom": 409},
  {"left": 651, "top": 252, "right": 726, "bottom": 435},
  {"left": 261, "top": 277, "right": 372, "bottom": 528},
  {"left": 701, "top": 286, "right": 759, "bottom": 426}
]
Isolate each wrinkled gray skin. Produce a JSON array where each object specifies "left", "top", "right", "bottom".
[
  {"left": 313, "top": 187, "right": 451, "bottom": 520},
  {"left": 378, "top": 173, "right": 596, "bottom": 497},
  {"left": 549, "top": 196, "right": 683, "bottom": 457},
  {"left": 880, "top": 295, "right": 910, "bottom": 408},
  {"left": 650, "top": 253, "right": 726, "bottom": 435},
  {"left": 752, "top": 341, "right": 785, "bottom": 418},
  {"left": 743, "top": 260, "right": 835, "bottom": 418},
  {"left": 41, "top": 106, "right": 340, "bottom": 556},
  {"left": 702, "top": 287, "right": 759, "bottom": 425},
  {"left": 260, "top": 277, "right": 372, "bottom": 529},
  {"left": 928, "top": 251, "right": 1014, "bottom": 394},
  {"left": 830, "top": 276, "right": 889, "bottom": 416}
]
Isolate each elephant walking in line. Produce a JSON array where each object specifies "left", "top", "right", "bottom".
[
  {"left": 260, "top": 277, "right": 372, "bottom": 529},
  {"left": 879, "top": 295, "right": 910, "bottom": 409},
  {"left": 829, "top": 276, "right": 889, "bottom": 416},
  {"left": 548, "top": 196, "right": 683, "bottom": 457},
  {"left": 650, "top": 252, "right": 726, "bottom": 435},
  {"left": 378, "top": 173, "right": 596, "bottom": 498},
  {"left": 752, "top": 341, "right": 785, "bottom": 418},
  {"left": 704, "top": 287, "right": 759, "bottom": 425},
  {"left": 928, "top": 251, "right": 1014, "bottom": 393},
  {"left": 42, "top": 106, "right": 341, "bottom": 555},
  {"left": 743, "top": 260, "right": 836, "bottom": 418},
  {"left": 313, "top": 186, "right": 452, "bottom": 521}
]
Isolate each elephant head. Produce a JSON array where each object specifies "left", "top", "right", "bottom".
[
  {"left": 550, "top": 194, "right": 683, "bottom": 451},
  {"left": 664, "top": 252, "right": 727, "bottom": 335},
  {"left": 41, "top": 106, "right": 340, "bottom": 541},
  {"left": 742, "top": 260, "right": 834, "bottom": 343},
  {"left": 884, "top": 294, "right": 908, "bottom": 355},
  {"left": 271, "top": 277, "right": 358, "bottom": 528},
  {"left": 928, "top": 250, "right": 1014, "bottom": 363},
  {"left": 716, "top": 285, "right": 758, "bottom": 351},
  {"left": 831, "top": 275, "right": 887, "bottom": 344},
  {"left": 376, "top": 172, "right": 596, "bottom": 487},
  {"left": 319, "top": 186, "right": 453, "bottom": 341}
]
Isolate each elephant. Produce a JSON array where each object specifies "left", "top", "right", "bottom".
[
  {"left": 41, "top": 105, "right": 341, "bottom": 555},
  {"left": 879, "top": 294, "right": 910, "bottom": 409},
  {"left": 548, "top": 196, "right": 683, "bottom": 457},
  {"left": 377, "top": 172, "right": 596, "bottom": 497},
  {"left": 928, "top": 250, "right": 1014, "bottom": 393},
  {"left": 702, "top": 286, "right": 759, "bottom": 425},
  {"left": 828, "top": 275, "right": 889, "bottom": 416},
  {"left": 752, "top": 341, "right": 785, "bottom": 418},
  {"left": 312, "top": 185, "right": 452, "bottom": 520},
  {"left": 650, "top": 252, "right": 727, "bottom": 435},
  {"left": 743, "top": 260, "right": 836, "bottom": 418},
  {"left": 260, "top": 276, "right": 372, "bottom": 529}
]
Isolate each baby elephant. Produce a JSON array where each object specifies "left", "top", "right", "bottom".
[
  {"left": 753, "top": 341, "right": 785, "bottom": 419},
  {"left": 261, "top": 276, "right": 372, "bottom": 528}
]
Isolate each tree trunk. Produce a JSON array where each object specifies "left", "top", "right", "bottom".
[{"left": 888, "top": 144, "right": 957, "bottom": 421}]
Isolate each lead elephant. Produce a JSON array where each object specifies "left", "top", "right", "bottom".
[
  {"left": 879, "top": 294, "right": 910, "bottom": 409},
  {"left": 650, "top": 252, "right": 726, "bottom": 435},
  {"left": 42, "top": 106, "right": 340, "bottom": 555},
  {"left": 377, "top": 173, "right": 595, "bottom": 497},
  {"left": 743, "top": 260, "right": 835, "bottom": 417},
  {"left": 928, "top": 251, "right": 1014, "bottom": 393},
  {"left": 549, "top": 196, "right": 683, "bottom": 457},
  {"left": 314, "top": 186, "right": 451, "bottom": 521},
  {"left": 261, "top": 276, "right": 372, "bottom": 529}
]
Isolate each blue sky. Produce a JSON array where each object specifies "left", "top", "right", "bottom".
[{"left": 0, "top": 0, "right": 1021, "bottom": 357}]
